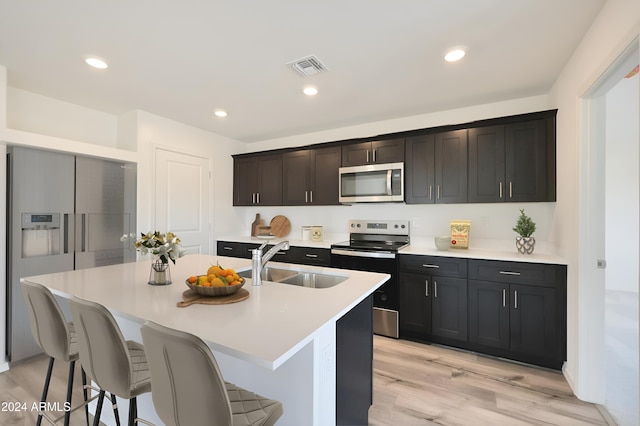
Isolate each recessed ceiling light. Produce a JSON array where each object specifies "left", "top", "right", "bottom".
[
  {"left": 303, "top": 86, "right": 318, "bottom": 96},
  {"left": 444, "top": 49, "right": 466, "bottom": 62},
  {"left": 85, "top": 57, "right": 108, "bottom": 69},
  {"left": 214, "top": 110, "right": 228, "bottom": 118}
]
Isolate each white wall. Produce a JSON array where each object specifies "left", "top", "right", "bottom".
[
  {"left": 549, "top": 0, "right": 640, "bottom": 403},
  {"left": 7, "top": 87, "right": 119, "bottom": 148}
]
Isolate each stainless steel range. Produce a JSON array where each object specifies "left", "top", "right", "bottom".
[{"left": 330, "top": 220, "right": 409, "bottom": 338}]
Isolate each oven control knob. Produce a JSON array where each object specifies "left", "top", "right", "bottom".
[{"left": 401, "top": 224, "right": 406, "bottom": 229}]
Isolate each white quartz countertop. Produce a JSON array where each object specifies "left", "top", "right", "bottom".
[
  {"left": 400, "top": 242, "right": 568, "bottom": 265},
  {"left": 217, "top": 236, "right": 568, "bottom": 265},
  {"left": 22, "top": 254, "right": 389, "bottom": 370}
]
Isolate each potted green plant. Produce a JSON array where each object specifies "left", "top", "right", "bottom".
[{"left": 512, "top": 209, "right": 536, "bottom": 254}]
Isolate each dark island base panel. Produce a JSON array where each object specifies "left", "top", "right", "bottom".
[
  {"left": 336, "top": 295, "right": 374, "bottom": 426},
  {"left": 400, "top": 331, "right": 564, "bottom": 371}
]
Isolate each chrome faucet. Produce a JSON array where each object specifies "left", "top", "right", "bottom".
[{"left": 251, "top": 240, "right": 290, "bottom": 286}]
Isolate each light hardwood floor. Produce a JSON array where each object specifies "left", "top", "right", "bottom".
[
  {"left": 371, "top": 336, "right": 612, "bottom": 426},
  {"left": 0, "top": 337, "right": 612, "bottom": 425}
]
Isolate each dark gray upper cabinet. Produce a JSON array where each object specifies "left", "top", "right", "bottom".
[
  {"left": 435, "top": 130, "right": 468, "bottom": 203},
  {"left": 405, "top": 135, "right": 435, "bottom": 204},
  {"left": 468, "top": 125, "right": 506, "bottom": 203},
  {"left": 468, "top": 114, "right": 556, "bottom": 203},
  {"left": 233, "top": 153, "right": 282, "bottom": 206},
  {"left": 341, "top": 138, "right": 404, "bottom": 166},
  {"left": 405, "top": 130, "right": 467, "bottom": 204},
  {"left": 283, "top": 146, "right": 341, "bottom": 206},
  {"left": 232, "top": 110, "right": 556, "bottom": 207}
]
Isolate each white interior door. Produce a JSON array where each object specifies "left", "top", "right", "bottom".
[{"left": 154, "top": 148, "right": 211, "bottom": 255}]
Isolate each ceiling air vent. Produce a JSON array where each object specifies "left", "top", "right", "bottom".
[{"left": 287, "top": 55, "right": 328, "bottom": 77}]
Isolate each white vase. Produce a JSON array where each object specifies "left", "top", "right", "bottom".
[{"left": 515, "top": 236, "right": 535, "bottom": 254}]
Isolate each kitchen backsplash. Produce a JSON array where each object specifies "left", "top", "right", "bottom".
[{"left": 235, "top": 202, "right": 556, "bottom": 247}]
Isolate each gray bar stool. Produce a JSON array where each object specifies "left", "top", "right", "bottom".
[
  {"left": 140, "top": 320, "right": 283, "bottom": 426},
  {"left": 69, "top": 296, "right": 152, "bottom": 426},
  {"left": 21, "top": 280, "right": 90, "bottom": 426}
]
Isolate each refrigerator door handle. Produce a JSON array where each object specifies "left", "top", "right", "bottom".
[
  {"left": 76, "top": 213, "right": 87, "bottom": 253},
  {"left": 63, "top": 213, "right": 69, "bottom": 254}
]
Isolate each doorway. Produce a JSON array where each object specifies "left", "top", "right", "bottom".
[
  {"left": 581, "top": 39, "right": 639, "bottom": 425},
  {"left": 154, "top": 147, "right": 211, "bottom": 255}
]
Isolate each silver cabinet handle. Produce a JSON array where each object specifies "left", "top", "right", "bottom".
[
  {"left": 257, "top": 192, "right": 260, "bottom": 204},
  {"left": 434, "top": 280, "right": 438, "bottom": 298},
  {"left": 310, "top": 190, "right": 313, "bottom": 203},
  {"left": 429, "top": 185, "right": 433, "bottom": 200},
  {"left": 425, "top": 280, "right": 429, "bottom": 297},
  {"left": 499, "top": 182, "right": 503, "bottom": 199},
  {"left": 502, "top": 288, "right": 506, "bottom": 307},
  {"left": 514, "top": 290, "right": 518, "bottom": 309},
  {"left": 499, "top": 271, "right": 521, "bottom": 276},
  {"left": 305, "top": 254, "right": 318, "bottom": 258},
  {"left": 223, "top": 246, "right": 233, "bottom": 250},
  {"left": 305, "top": 191, "right": 308, "bottom": 203},
  {"left": 422, "top": 264, "right": 440, "bottom": 269},
  {"left": 509, "top": 181, "right": 513, "bottom": 198},
  {"left": 366, "top": 150, "right": 370, "bottom": 163},
  {"left": 437, "top": 185, "right": 441, "bottom": 200}
]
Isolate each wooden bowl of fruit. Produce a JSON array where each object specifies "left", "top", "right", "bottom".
[{"left": 185, "top": 264, "right": 245, "bottom": 297}]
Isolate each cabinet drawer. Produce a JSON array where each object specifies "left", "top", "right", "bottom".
[
  {"left": 400, "top": 255, "right": 467, "bottom": 278},
  {"left": 468, "top": 259, "right": 563, "bottom": 287},
  {"left": 216, "top": 241, "right": 259, "bottom": 259},
  {"left": 288, "top": 246, "right": 331, "bottom": 266}
]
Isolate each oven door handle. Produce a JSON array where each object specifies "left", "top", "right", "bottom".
[{"left": 331, "top": 248, "right": 396, "bottom": 259}]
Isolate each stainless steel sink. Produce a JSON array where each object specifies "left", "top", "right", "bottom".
[
  {"left": 237, "top": 267, "right": 298, "bottom": 282},
  {"left": 279, "top": 272, "right": 348, "bottom": 289},
  {"left": 237, "top": 267, "right": 348, "bottom": 288}
]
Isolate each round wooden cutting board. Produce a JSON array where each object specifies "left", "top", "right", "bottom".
[{"left": 270, "top": 215, "right": 291, "bottom": 237}]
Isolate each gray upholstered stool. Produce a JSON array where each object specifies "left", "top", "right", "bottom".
[
  {"left": 22, "top": 280, "right": 90, "bottom": 426},
  {"left": 140, "top": 320, "right": 283, "bottom": 426},
  {"left": 69, "top": 296, "right": 151, "bottom": 426}
]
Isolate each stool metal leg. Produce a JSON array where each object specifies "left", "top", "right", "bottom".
[
  {"left": 92, "top": 390, "right": 105, "bottom": 426},
  {"left": 63, "top": 360, "right": 75, "bottom": 426},
  {"left": 111, "top": 393, "right": 121, "bottom": 426},
  {"left": 127, "top": 397, "right": 137, "bottom": 426},
  {"left": 81, "top": 368, "right": 89, "bottom": 425},
  {"left": 37, "top": 357, "right": 55, "bottom": 426}
]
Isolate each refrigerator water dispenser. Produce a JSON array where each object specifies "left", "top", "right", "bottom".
[{"left": 21, "top": 213, "right": 61, "bottom": 257}]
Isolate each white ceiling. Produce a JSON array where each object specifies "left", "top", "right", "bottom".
[{"left": 0, "top": 0, "right": 605, "bottom": 143}]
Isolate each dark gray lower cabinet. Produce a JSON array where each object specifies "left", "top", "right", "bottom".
[
  {"left": 467, "top": 260, "right": 566, "bottom": 369},
  {"left": 216, "top": 241, "right": 331, "bottom": 267},
  {"left": 399, "top": 255, "right": 468, "bottom": 345},
  {"left": 431, "top": 276, "right": 467, "bottom": 341},
  {"left": 336, "top": 295, "right": 373, "bottom": 425},
  {"left": 216, "top": 241, "right": 260, "bottom": 259},
  {"left": 400, "top": 255, "right": 566, "bottom": 370}
]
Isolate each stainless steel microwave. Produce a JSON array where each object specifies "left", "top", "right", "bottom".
[{"left": 339, "top": 162, "right": 404, "bottom": 203}]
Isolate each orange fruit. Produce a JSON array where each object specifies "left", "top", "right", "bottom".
[
  {"left": 187, "top": 276, "right": 198, "bottom": 284},
  {"left": 207, "top": 265, "right": 223, "bottom": 276},
  {"left": 201, "top": 281, "right": 212, "bottom": 287},
  {"left": 211, "top": 277, "right": 225, "bottom": 287},
  {"left": 197, "top": 275, "right": 209, "bottom": 286}
]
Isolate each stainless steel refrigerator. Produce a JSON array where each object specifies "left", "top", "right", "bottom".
[{"left": 6, "top": 146, "right": 136, "bottom": 362}]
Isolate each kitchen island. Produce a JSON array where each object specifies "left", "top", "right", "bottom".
[{"left": 22, "top": 254, "right": 389, "bottom": 426}]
